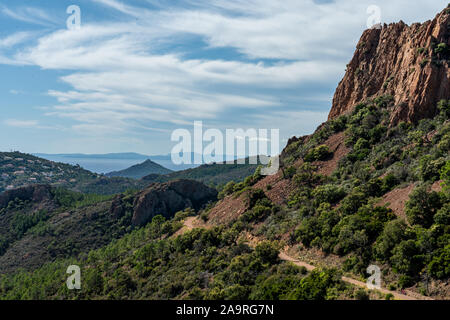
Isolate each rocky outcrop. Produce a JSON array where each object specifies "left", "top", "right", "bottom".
[
  {"left": 0, "top": 184, "right": 53, "bottom": 208},
  {"left": 109, "top": 194, "right": 127, "bottom": 219},
  {"left": 329, "top": 7, "right": 450, "bottom": 124},
  {"left": 129, "top": 180, "right": 217, "bottom": 227}
]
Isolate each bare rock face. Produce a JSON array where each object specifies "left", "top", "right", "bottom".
[
  {"left": 130, "top": 179, "right": 217, "bottom": 227},
  {"left": 0, "top": 184, "right": 53, "bottom": 208},
  {"left": 329, "top": 7, "right": 450, "bottom": 124}
]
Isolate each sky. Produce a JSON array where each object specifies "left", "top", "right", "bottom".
[{"left": 0, "top": 0, "right": 447, "bottom": 155}]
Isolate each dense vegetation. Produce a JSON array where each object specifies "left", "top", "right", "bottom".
[
  {"left": 0, "top": 188, "right": 135, "bottom": 273},
  {"left": 0, "top": 98, "right": 448, "bottom": 300},
  {"left": 263, "top": 97, "right": 450, "bottom": 292},
  {"left": 0, "top": 214, "right": 359, "bottom": 300},
  {"left": 142, "top": 159, "right": 259, "bottom": 188}
]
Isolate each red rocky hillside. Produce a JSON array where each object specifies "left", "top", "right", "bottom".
[{"left": 329, "top": 6, "right": 450, "bottom": 125}]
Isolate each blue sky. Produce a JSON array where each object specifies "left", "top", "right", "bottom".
[{"left": 0, "top": 0, "right": 447, "bottom": 155}]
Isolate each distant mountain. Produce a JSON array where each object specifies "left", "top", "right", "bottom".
[{"left": 106, "top": 159, "right": 173, "bottom": 179}]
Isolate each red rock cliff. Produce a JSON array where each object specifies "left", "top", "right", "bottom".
[{"left": 329, "top": 7, "right": 450, "bottom": 124}]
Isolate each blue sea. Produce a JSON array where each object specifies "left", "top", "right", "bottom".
[{"left": 34, "top": 154, "right": 198, "bottom": 174}]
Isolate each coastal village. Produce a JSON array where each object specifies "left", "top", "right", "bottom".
[{"left": 0, "top": 152, "right": 97, "bottom": 192}]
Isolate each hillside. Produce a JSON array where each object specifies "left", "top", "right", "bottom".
[
  {"left": 0, "top": 152, "right": 149, "bottom": 196},
  {"left": 106, "top": 159, "right": 173, "bottom": 179},
  {"left": 3, "top": 96, "right": 448, "bottom": 299},
  {"left": 142, "top": 158, "right": 260, "bottom": 187},
  {"left": 0, "top": 152, "right": 258, "bottom": 196},
  {"left": 0, "top": 152, "right": 100, "bottom": 193},
  {"left": 0, "top": 6, "right": 449, "bottom": 301},
  {"left": 0, "top": 180, "right": 216, "bottom": 273}
]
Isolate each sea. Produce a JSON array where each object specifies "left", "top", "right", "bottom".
[{"left": 33, "top": 154, "right": 198, "bottom": 174}]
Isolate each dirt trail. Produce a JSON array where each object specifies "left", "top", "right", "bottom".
[
  {"left": 278, "top": 251, "right": 419, "bottom": 300},
  {"left": 278, "top": 252, "right": 316, "bottom": 271},
  {"left": 184, "top": 216, "right": 197, "bottom": 229},
  {"left": 173, "top": 216, "right": 200, "bottom": 237},
  {"left": 181, "top": 218, "right": 432, "bottom": 300}
]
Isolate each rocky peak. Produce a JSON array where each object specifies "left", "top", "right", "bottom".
[{"left": 329, "top": 6, "right": 449, "bottom": 124}]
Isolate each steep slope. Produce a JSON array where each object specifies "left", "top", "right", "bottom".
[
  {"left": 329, "top": 7, "right": 449, "bottom": 124},
  {"left": 0, "top": 185, "right": 120, "bottom": 273},
  {"left": 105, "top": 159, "right": 173, "bottom": 179}
]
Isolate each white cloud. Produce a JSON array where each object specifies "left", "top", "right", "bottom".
[
  {"left": 3, "top": 119, "right": 62, "bottom": 131},
  {"left": 0, "top": 32, "right": 34, "bottom": 48},
  {"left": 92, "top": 0, "right": 144, "bottom": 17},
  {"left": 1, "top": 6, "right": 57, "bottom": 26},
  {"left": 4, "top": 119, "right": 39, "bottom": 128},
  {"left": 0, "top": 0, "right": 447, "bottom": 149}
]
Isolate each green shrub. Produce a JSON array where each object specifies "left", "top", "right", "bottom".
[
  {"left": 434, "top": 203, "right": 450, "bottom": 225},
  {"left": 428, "top": 244, "right": 450, "bottom": 279},
  {"left": 385, "top": 293, "right": 394, "bottom": 300},
  {"left": 374, "top": 219, "right": 407, "bottom": 261},
  {"left": 397, "top": 275, "right": 414, "bottom": 289},
  {"left": 339, "top": 190, "right": 367, "bottom": 216},
  {"left": 283, "top": 166, "right": 297, "bottom": 179},
  {"left": 390, "top": 240, "right": 424, "bottom": 276},
  {"left": 416, "top": 47, "right": 426, "bottom": 55},
  {"left": 295, "top": 217, "right": 320, "bottom": 247},
  {"left": 292, "top": 163, "right": 323, "bottom": 188},
  {"left": 420, "top": 59, "right": 430, "bottom": 68},
  {"left": 285, "top": 268, "right": 343, "bottom": 300},
  {"left": 381, "top": 174, "right": 399, "bottom": 192},
  {"left": 355, "top": 289, "right": 370, "bottom": 300},
  {"left": 348, "top": 138, "right": 371, "bottom": 162},
  {"left": 441, "top": 160, "right": 450, "bottom": 192},
  {"left": 311, "top": 184, "right": 346, "bottom": 206},
  {"left": 254, "top": 241, "right": 279, "bottom": 264},
  {"left": 10, "top": 210, "right": 49, "bottom": 238},
  {"left": 304, "top": 145, "right": 333, "bottom": 162},
  {"left": 437, "top": 100, "right": 450, "bottom": 118},
  {"left": 434, "top": 43, "right": 448, "bottom": 55},
  {"left": 405, "top": 185, "right": 442, "bottom": 227},
  {"left": 374, "top": 95, "right": 393, "bottom": 108},
  {"left": 246, "top": 189, "right": 267, "bottom": 209},
  {"left": 419, "top": 156, "right": 445, "bottom": 182}
]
